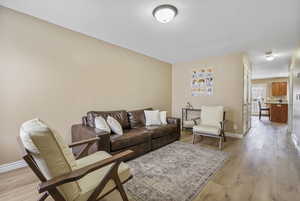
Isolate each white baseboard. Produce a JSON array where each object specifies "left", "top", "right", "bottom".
[
  {"left": 291, "top": 133, "right": 300, "bottom": 152},
  {"left": 225, "top": 132, "right": 244, "bottom": 139},
  {"left": 0, "top": 160, "right": 27, "bottom": 174}
]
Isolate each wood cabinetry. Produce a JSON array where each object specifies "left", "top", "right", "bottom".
[
  {"left": 270, "top": 104, "right": 288, "bottom": 123},
  {"left": 272, "top": 82, "right": 287, "bottom": 96}
]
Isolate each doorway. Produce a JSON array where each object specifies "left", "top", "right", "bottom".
[
  {"left": 251, "top": 78, "right": 289, "bottom": 123},
  {"left": 251, "top": 84, "right": 267, "bottom": 116}
]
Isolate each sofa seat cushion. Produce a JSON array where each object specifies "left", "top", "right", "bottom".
[
  {"left": 76, "top": 151, "right": 131, "bottom": 201},
  {"left": 193, "top": 124, "right": 220, "bottom": 135},
  {"left": 110, "top": 128, "right": 151, "bottom": 151},
  {"left": 146, "top": 124, "right": 178, "bottom": 139}
]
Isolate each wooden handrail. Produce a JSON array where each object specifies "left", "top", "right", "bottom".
[{"left": 68, "top": 137, "right": 100, "bottom": 148}]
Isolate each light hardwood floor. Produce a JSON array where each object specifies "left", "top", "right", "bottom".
[{"left": 1, "top": 117, "right": 299, "bottom": 201}]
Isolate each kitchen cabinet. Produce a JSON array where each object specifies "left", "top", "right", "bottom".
[
  {"left": 270, "top": 104, "right": 288, "bottom": 123},
  {"left": 281, "top": 82, "right": 287, "bottom": 96},
  {"left": 272, "top": 82, "right": 287, "bottom": 96}
]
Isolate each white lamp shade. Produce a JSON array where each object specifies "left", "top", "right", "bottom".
[
  {"left": 153, "top": 5, "right": 177, "bottom": 23},
  {"left": 265, "top": 55, "right": 275, "bottom": 61}
]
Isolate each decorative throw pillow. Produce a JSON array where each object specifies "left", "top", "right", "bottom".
[
  {"left": 144, "top": 110, "right": 161, "bottom": 126},
  {"left": 160, "top": 111, "right": 168, "bottom": 124},
  {"left": 107, "top": 116, "right": 123, "bottom": 135},
  {"left": 94, "top": 116, "right": 111, "bottom": 133}
]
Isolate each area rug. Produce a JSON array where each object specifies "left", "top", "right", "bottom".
[{"left": 124, "top": 141, "right": 229, "bottom": 201}]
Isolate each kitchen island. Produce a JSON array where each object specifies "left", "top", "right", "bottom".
[{"left": 266, "top": 102, "right": 288, "bottom": 123}]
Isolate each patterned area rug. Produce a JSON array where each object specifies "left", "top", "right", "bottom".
[{"left": 124, "top": 141, "right": 229, "bottom": 201}]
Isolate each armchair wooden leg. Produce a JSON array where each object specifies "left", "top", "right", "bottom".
[
  {"left": 87, "top": 162, "right": 129, "bottom": 201},
  {"left": 192, "top": 133, "right": 196, "bottom": 144},
  {"left": 223, "top": 132, "right": 226, "bottom": 142},
  {"left": 219, "top": 137, "right": 222, "bottom": 150},
  {"left": 113, "top": 172, "right": 129, "bottom": 201},
  {"left": 259, "top": 110, "right": 261, "bottom": 120},
  {"left": 38, "top": 193, "right": 49, "bottom": 201},
  {"left": 87, "top": 166, "right": 114, "bottom": 201}
]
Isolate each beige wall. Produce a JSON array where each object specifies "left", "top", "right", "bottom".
[
  {"left": 0, "top": 7, "right": 172, "bottom": 165},
  {"left": 172, "top": 52, "right": 245, "bottom": 134},
  {"left": 252, "top": 77, "right": 288, "bottom": 99}
]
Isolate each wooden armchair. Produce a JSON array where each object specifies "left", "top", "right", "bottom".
[
  {"left": 192, "top": 106, "right": 226, "bottom": 150},
  {"left": 18, "top": 119, "right": 134, "bottom": 201}
]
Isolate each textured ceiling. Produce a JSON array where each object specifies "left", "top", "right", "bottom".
[{"left": 1, "top": 0, "right": 300, "bottom": 78}]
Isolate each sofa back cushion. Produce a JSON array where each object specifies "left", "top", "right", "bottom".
[
  {"left": 87, "top": 110, "right": 130, "bottom": 129},
  {"left": 128, "top": 108, "right": 152, "bottom": 128}
]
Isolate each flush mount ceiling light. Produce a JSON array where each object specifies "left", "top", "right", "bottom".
[
  {"left": 153, "top": 4, "right": 178, "bottom": 23},
  {"left": 265, "top": 51, "right": 275, "bottom": 61}
]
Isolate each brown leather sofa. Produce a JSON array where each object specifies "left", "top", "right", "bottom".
[{"left": 71, "top": 108, "right": 180, "bottom": 160}]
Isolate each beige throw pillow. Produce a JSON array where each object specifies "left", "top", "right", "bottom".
[
  {"left": 94, "top": 116, "right": 111, "bottom": 133},
  {"left": 160, "top": 111, "right": 168, "bottom": 124},
  {"left": 144, "top": 110, "right": 161, "bottom": 126},
  {"left": 107, "top": 116, "right": 123, "bottom": 135}
]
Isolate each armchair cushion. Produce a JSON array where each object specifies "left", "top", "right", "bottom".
[
  {"left": 200, "top": 106, "right": 224, "bottom": 127},
  {"left": 193, "top": 124, "right": 220, "bottom": 135},
  {"left": 75, "top": 151, "right": 131, "bottom": 201},
  {"left": 20, "top": 119, "right": 80, "bottom": 201}
]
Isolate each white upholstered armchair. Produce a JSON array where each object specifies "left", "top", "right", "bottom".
[
  {"left": 18, "top": 119, "right": 133, "bottom": 201},
  {"left": 192, "top": 106, "right": 226, "bottom": 149}
]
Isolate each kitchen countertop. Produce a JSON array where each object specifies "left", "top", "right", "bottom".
[{"left": 265, "top": 102, "right": 288, "bottom": 105}]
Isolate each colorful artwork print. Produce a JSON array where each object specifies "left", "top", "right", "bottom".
[{"left": 191, "top": 68, "right": 214, "bottom": 96}]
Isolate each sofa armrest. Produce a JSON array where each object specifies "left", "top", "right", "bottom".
[
  {"left": 71, "top": 124, "right": 110, "bottom": 155},
  {"left": 167, "top": 117, "right": 180, "bottom": 125},
  {"left": 167, "top": 117, "right": 181, "bottom": 133}
]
